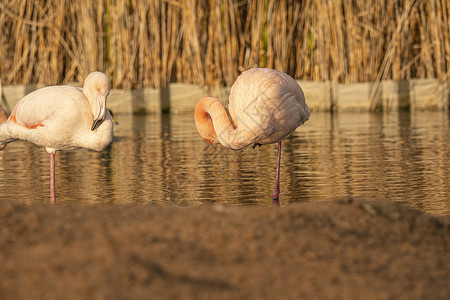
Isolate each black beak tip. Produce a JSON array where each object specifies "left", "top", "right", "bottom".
[{"left": 91, "top": 120, "right": 100, "bottom": 131}]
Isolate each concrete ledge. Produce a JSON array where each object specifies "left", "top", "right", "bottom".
[
  {"left": 334, "top": 82, "right": 373, "bottom": 112},
  {"left": 326, "top": 80, "right": 448, "bottom": 112},
  {"left": 381, "top": 80, "right": 410, "bottom": 111},
  {"left": 1, "top": 79, "right": 448, "bottom": 114},
  {"left": 296, "top": 80, "right": 332, "bottom": 112},
  {"left": 409, "top": 79, "right": 448, "bottom": 110}
]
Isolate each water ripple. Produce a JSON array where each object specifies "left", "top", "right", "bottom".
[{"left": 0, "top": 112, "right": 448, "bottom": 215}]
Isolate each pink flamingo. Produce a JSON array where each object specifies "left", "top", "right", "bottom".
[
  {"left": 0, "top": 72, "right": 114, "bottom": 204},
  {"left": 195, "top": 68, "right": 310, "bottom": 206}
]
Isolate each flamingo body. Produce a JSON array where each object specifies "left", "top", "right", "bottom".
[
  {"left": 195, "top": 68, "right": 310, "bottom": 149},
  {"left": 3, "top": 86, "right": 112, "bottom": 152},
  {"left": 195, "top": 68, "right": 310, "bottom": 205},
  {"left": 228, "top": 68, "right": 310, "bottom": 147},
  {"left": 0, "top": 71, "right": 114, "bottom": 203}
]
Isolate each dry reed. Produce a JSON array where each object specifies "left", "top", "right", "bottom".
[{"left": 0, "top": 0, "right": 449, "bottom": 90}]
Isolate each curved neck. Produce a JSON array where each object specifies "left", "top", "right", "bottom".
[
  {"left": 82, "top": 72, "right": 110, "bottom": 130},
  {"left": 82, "top": 79, "right": 99, "bottom": 112},
  {"left": 195, "top": 97, "right": 246, "bottom": 150}
]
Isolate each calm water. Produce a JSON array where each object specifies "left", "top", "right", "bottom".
[{"left": 0, "top": 111, "right": 448, "bottom": 215}]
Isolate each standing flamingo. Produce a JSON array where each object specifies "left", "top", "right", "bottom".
[
  {"left": 195, "top": 68, "right": 310, "bottom": 206},
  {"left": 0, "top": 71, "right": 114, "bottom": 204}
]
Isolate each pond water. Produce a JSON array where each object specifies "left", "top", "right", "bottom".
[{"left": 0, "top": 111, "right": 448, "bottom": 215}]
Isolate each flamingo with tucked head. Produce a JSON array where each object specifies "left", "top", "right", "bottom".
[
  {"left": 195, "top": 68, "right": 310, "bottom": 206},
  {"left": 0, "top": 71, "right": 114, "bottom": 204}
]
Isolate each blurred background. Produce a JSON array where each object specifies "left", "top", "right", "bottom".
[{"left": 1, "top": 0, "right": 449, "bottom": 90}]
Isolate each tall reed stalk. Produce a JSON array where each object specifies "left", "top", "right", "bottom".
[{"left": 0, "top": 0, "right": 449, "bottom": 89}]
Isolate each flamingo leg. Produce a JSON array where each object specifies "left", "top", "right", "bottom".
[
  {"left": 272, "top": 141, "right": 282, "bottom": 207},
  {"left": 50, "top": 153, "right": 56, "bottom": 204}
]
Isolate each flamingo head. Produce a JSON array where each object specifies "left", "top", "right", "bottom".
[
  {"left": 83, "top": 72, "right": 111, "bottom": 131},
  {"left": 194, "top": 97, "right": 220, "bottom": 144}
]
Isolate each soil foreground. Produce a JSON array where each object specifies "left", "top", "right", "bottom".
[{"left": 0, "top": 199, "right": 449, "bottom": 300}]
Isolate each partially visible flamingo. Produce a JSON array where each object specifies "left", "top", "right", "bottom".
[
  {"left": 0, "top": 71, "right": 114, "bottom": 204},
  {"left": 195, "top": 68, "right": 310, "bottom": 206}
]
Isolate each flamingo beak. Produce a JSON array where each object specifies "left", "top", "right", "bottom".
[
  {"left": 91, "top": 118, "right": 102, "bottom": 131},
  {"left": 91, "top": 92, "right": 107, "bottom": 131}
]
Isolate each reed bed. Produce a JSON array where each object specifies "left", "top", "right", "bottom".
[{"left": 0, "top": 0, "right": 449, "bottom": 89}]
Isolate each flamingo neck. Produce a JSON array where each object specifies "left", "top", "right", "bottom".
[
  {"left": 195, "top": 97, "right": 245, "bottom": 150},
  {"left": 83, "top": 78, "right": 99, "bottom": 113},
  {"left": 82, "top": 72, "right": 110, "bottom": 130}
]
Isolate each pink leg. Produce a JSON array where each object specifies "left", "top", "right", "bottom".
[
  {"left": 272, "top": 141, "right": 282, "bottom": 207},
  {"left": 50, "top": 153, "right": 56, "bottom": 204}
]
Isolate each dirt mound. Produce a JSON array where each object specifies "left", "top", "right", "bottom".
[{"left": 0, "top": 199, "right": 449, "bottom": 299}]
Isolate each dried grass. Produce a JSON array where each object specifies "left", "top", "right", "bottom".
[{"left": 0, "top": 0, "right": 449, "bottom": 89}]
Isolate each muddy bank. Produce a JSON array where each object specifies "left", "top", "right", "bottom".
[{"left": 0, "top": 199, "right": 449, "bottom": 299}]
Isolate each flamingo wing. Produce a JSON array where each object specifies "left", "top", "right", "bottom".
[{"left": 9, "top": 86, "right": 86, "bottom": 130}]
